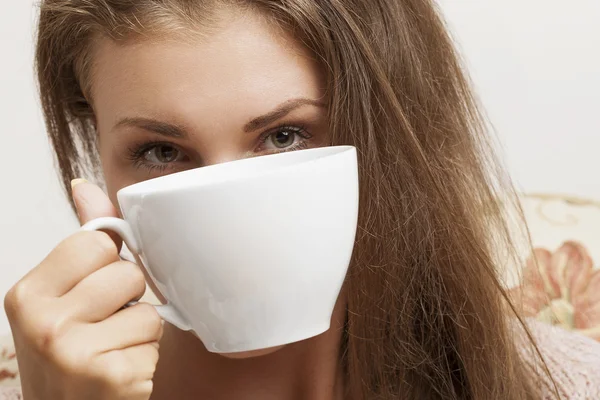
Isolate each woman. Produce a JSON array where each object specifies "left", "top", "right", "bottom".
[{"left": 4, "top": 0, "right": 600, "bottom": 399}]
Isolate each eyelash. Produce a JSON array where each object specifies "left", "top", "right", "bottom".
[
  {"left": 126, "top": 140, "right": 179, "bottom": 173},
  {"left": 125, "top": 124, "right": 313, "bottom": 172},
  {"left": 257, "top": 124, "right": 311, "bottom": 153}
]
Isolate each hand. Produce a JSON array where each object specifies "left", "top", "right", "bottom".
[{"left": 4, "top": 180, "right": 163, "bottom": 400}]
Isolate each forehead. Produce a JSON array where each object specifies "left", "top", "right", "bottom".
[{"left": 89, "top": 8, "right": 325, "bottom": 132}]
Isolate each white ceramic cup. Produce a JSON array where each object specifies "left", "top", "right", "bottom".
[{"left": 81, "top": 146, "right": 359, "bottom": 353}]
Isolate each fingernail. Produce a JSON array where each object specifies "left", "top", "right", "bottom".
[{"left": 70, "top": 178, "right": 88, "bottom": 189}]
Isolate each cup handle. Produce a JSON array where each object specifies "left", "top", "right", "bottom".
[{"left": 81, "top": 217, "right": 192, "bottom": 331}]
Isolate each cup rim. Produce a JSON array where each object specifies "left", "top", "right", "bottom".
[{"left": 117, "top": 145, "right": 355, "bottom": 198}]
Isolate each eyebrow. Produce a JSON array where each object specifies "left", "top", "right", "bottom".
[
  {"left": 243, "top": 98, "right": 326, "bottom": 133},
  {"left": 113, "top": 97, "right": 326, "bottom": 138},
  {"left": 114, "top": 117, "right": 188, "bottom": 138}
]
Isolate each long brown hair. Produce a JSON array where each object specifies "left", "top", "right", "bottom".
[{"left": 36, "top": 0, "right": 553, "bottom": 398}]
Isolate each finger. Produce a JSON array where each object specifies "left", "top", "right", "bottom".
[
  {"left": 21, "top": 231, "right": 120, "bottom": 297},
  {"left": 92, "top": 343, "right": 158, "bottom": 392},
  {"left": 84, "top": 303, "right": 164, "bottom": 352},
  {"left": 128, "top": 380, "right": 155, "bottom": 400},
  {"left": 72, "top": 179, "right": 119, "bottom": 224},
  {"left": 117, "top": 343, "right": 160, "bottom": 380},
  {"left": 71, "top": 179, "right": 122, "bottom": 250},
  {"left": 60, "top": 260, "right": 147, "bottom": 322}
]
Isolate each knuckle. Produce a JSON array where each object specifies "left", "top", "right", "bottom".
[
  {"left": 138, "top": 304, "right": 163, "bottom": 337},
  {"left": 52, "top": 343, "right": 90, "bottom": 376},
  {"left": 34, "top": 316, "right": 69, "bottom": 353},
  {"left": 70, "top": 231, "right": 118, "bottom": 261},
  {"left": 141, "top": 380, "right": 154, "bottom": 395},
  {"left": 31, "top": 324, "right": 92, "bottom": 376},
  {"left": 4, "top": 281, "right": 31, "bottom": 318},
  {"left": 103, "top": 359, "right": 134, "bottom": 387},
  {"left": 120, "top": 262, "right": 146, "bottom": 294}
]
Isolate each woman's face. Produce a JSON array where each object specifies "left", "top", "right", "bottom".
[{"left": 90, "top": 7, "right": 327, "bottom": 206}]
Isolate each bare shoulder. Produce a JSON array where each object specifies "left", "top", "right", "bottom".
[{"left": 518, "top": 318, "right": 600, "bottom": 399}]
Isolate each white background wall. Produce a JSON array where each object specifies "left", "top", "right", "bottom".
[
  {"left": 0, "top": 1, "right": 599, "bottom": 334},
  {"left": 442, "top": 1, "right": 599, "bottom": 197},
  {"left": 0, "top": 2, "right": 79, "bottom": 334}
]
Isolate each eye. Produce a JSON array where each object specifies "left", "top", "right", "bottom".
[
  {"left": 143, "top": 144, "right": 184, "bottom": 164},
  {"left": 260, "top": 126, "right": 311, "bottom": 152},
  {"left": 270, "top": 130, "right": 295, "bottom": 148},
  {"left": 126, "top": 141, "right": 191, "bottom": 173}
]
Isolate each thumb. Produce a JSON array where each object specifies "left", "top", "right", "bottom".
[{"left": 71, "top": 178, "right": 122, "bottom": 250}]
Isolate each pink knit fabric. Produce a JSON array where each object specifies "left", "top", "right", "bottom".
[
  {"left": 0, "top": 388, "right": 20, "bottom": 400},
  {"left": 1, "top": 320, "right": 598, "bottom": 399},
  {"left": 520, "top": 319, "right": 600, "bottom": 399}
]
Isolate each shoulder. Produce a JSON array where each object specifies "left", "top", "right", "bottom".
[{"left": 518, "top": 318, "right": 600, "bottom": 399}]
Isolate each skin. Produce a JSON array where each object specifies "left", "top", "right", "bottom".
[{"left": 5, "top": 6, "right": 345, "bottom": 400}]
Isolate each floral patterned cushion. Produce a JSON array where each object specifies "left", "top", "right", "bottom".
[
  {"left": 0, "top": 336, "right": 18, "bottom": 388},
  {"left": 509, "top": 241, "right": 600, "bottom": 341},
  {"left": 505, "top": 194, "right": 600, "bottom": 342}
]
